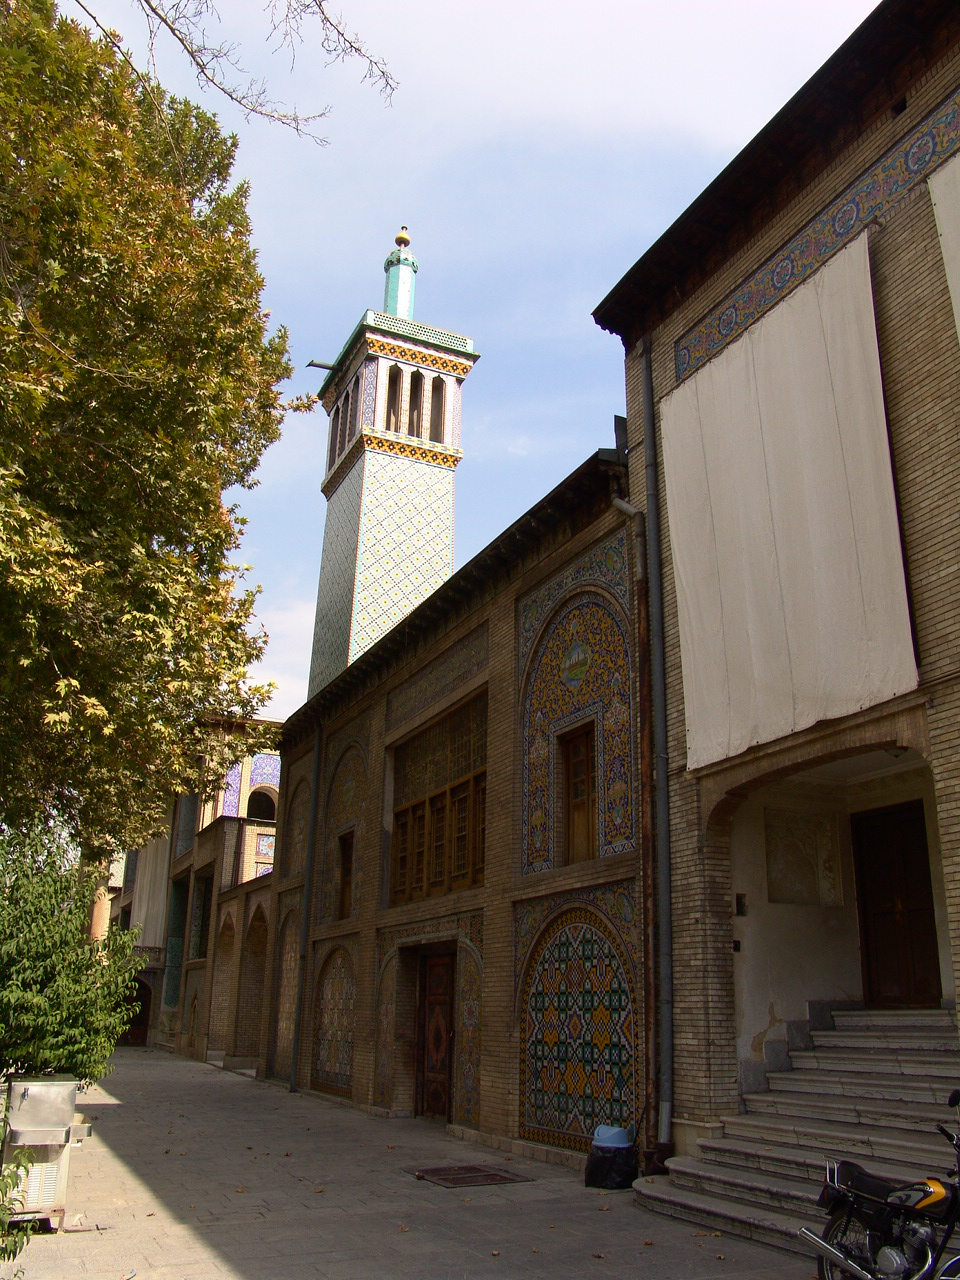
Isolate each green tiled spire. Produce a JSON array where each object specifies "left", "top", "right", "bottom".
[{"left": 383, "top": 226, "right": 418, "bottom": 319}]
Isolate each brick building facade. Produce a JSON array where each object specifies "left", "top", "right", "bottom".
[
  {"left": 263, "top": 452, "right": 653, "bottom": 1155},
  {"left": 594, "top": 0, "right": 960, "bottom": 1166}
]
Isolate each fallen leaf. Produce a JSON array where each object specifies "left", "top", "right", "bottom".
[
  {"left": 189, "top": 1204, "right": 195, "bottom": 1210},
  {"left": 146, "top": 1212, "right": 155, "bottom": 1218},
  {"left": 711, "top": 1232, "right": 722, "bottom": 1238},
  {"left": 598, "top": 1204, "right": 611, "bottom": 1212},
  {"left": 462, "top": 1197, "right": 471, "bottom": 1204},
  {"left": 716, "top": 1255, "right": 724, "bottom": 1261},
  {"left": 532, "top": 1247, "right": 539, "bottom": 1253},
  {"left": 593, "top": 1252, "right": 605, "bottom": 1259},
  {"left": 644, "top": 1239, "right": 654, "bottom": 1246},
  {"left": 313, "top": 1186, "right": 324, "bottom": 1195},
  {"left": 415, "top": 1171, "right": 425, "bottom": 1180},
  {"left": 491, "top": 1251, "right": 500, "bottom": 1257},
  {"left": 235, "top": 1186, "right": 246, "bottom": 1194},
  {"left": 549, "top": 1223, "right": 555, "bottom": 1229},
  {"left": 387, "top": 1144, "right": 395, "bottom": 1150},
  {"left": 399, "top": 1224, "right": 409, "bottom": 1233},
  {"left": 692, "top": 1232, "right": 707, "bottom": 1238},
  {"left": 246, "top": 1146, "right": 253, "bottom": 1150},
  {"left": 282, "top": 1152, "right": 291, "bottom": 1158},
  {"left": 178, "top": 1151, "right": 186, "bottom": 1156},
  {"left": 163, "top": 1149, "right": 170, "bottom": 1155}
]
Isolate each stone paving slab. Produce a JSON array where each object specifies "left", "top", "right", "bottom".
[{"left": 11, "top": 1049, "right": 820, "bottom": 1280}]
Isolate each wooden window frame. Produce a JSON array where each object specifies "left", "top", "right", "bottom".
[
  {"left": 559, "top": 721, "right": 597, "bottom": 865},
  {"left": 390, "top": 692, "right": 487, "bottom": 906}
]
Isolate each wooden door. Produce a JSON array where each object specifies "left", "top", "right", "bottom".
[
  {"left": 852, "top": 800, "right": 941, "bottom": 1008},
  {"left": 417, "top": 952, "right": 455, "bottom": 1119}
]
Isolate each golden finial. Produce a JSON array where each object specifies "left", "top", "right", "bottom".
[{"left": 395, "top": 226, "right": 411, "bottom": 248}]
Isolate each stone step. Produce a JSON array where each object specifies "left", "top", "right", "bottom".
[
  {"left": 768, "top": 1070, "right": 955, "bottom": 1103},
  {"left": 723, "top": 1114, "right": 957, "bottom": 1176},
  {"left": 666, "top": 1155, "right": 822, "bottom": 1219},
  {"left": 832, "top": 1009, "right": 956, "bottom": 1030},
  {"left": 811, "top": 1028, "right": 960, "bottom": 1053},
  {"left": 744, "top": 1088, "right": 950, "bottom": 1131},
  {"left": 790, "top": 1049, "right": 960, "bottom": 1076},
  {"left": 701, "top": 1136, "right": 957, "bottom": 1182},
  {"left": 635, "top": 1175, "right": 811, "bottom": 1255}
]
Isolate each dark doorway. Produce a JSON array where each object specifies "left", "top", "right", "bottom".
[
  {"left": 417, "top": 951, "right": 455, "bottom": 1119},
  {"left": 852, "top": 799, "right": 941, "bottom": 1008},
  {"left": 121, "top": 977, "right": 152, "bottom": 1046}
]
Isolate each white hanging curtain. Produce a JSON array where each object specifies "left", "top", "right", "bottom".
[
  {"left": 929, "top": 152, "right": 960, "bottom": 348},
  {"left": 661, "top": 232, "right": 917, "bottom": 770}
]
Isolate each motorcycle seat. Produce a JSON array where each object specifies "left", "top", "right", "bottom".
[{"left": 836, "top": 1159, "right": 904, "bottom": 1202}]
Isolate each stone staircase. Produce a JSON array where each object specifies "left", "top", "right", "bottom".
[{"left": 636, "top": 1008, "right": 960, "bottom": 1254}]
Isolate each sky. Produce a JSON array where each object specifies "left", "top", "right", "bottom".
[{"left": 75, "top": 0, "right": 880, "bottom": 719}]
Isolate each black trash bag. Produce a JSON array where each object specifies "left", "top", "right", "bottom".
[{"left": 583, "top": 1142, "right": 639, "bottom": 1190}]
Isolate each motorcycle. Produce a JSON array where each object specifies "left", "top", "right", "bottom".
[{"left": 799, "top": 1088, "right": 960, "bottom": 1279}]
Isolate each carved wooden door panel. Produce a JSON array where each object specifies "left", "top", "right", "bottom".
[
  {"left": 418, "top": 952, "right": 455, "bottom": 1119},
  {"left": 852, "top": 799, "right": 941, "bottom": 1008}
]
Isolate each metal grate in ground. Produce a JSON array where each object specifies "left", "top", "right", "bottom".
[{"left": 407, "top": 1164, "right": 533, "bottom": 1188}]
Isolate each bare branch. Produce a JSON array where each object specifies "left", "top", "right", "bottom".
[{"left": 268, "top": 0, "right": 397, "bottom": 99}]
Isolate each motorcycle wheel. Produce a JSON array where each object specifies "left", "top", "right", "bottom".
[{"left": 817, "top": 1210, "right": 874, "bottom": 1280}]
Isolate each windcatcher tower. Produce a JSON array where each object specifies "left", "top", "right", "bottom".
[{"left": 308, "top": 229, "right": 479, "bottom": 696}]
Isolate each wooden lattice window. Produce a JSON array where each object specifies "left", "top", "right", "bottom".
[{"left": 390, "top": 691, "right": 487, "bottom": 905}]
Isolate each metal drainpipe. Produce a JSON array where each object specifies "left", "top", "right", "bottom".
[
  {"left": 641, "top": 338, "right": 674, "bottom": 1155},
  {"left": 290, "top": 722, "right": 323, "bottom": 1093},
  {"left": 611, "top": 494, "right": 658, "bottom": 1162}
]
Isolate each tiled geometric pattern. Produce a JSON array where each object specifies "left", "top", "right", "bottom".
[
  {"left": 312, "top": 948, "right": 357, "bottom": 1096},
  {"left": 520, "top": 908, "right": 637, "bottom": 1152},
  {"left": 454, "top": 945, "right": 482, "bottom": 1127},
  {"left": 522, "top": 594, "right": 635, "bottom": 874},
  {"left": 256, "top": 833, "right": 276, "bottom": 859},
  {"left": 250, "top": 754, "right": 280, "bottom": 790},
  {"left": 349, "top": 451, "right": 455, "bottom": 663},
  {"left": 386, "top": 623, "right": 489, "bottom": 731},
  {"left": 365, "top": 337, "right": 473, "bottom": 379},
  {"left": 451, "top": 380, "right": 462, "bottom": 449},
  {"left": 271, "top": 908, "right": 300, "bottom": 1080},
  {"left": 677, "top": 84, "right": 960, "bottom": 380},
  {"left": 317, "top": 746, "right": 367, "bottom": 923},
  {"left": 222, "top": 762, "right": 241, "bottom": 818},
  {"left": 514, "top": 880, "right": 638, "bottom": 991},
  {"left": 518, "top": 532, "right": 631, "bottom": 673},
  {"left": 361, "top": 357, "right": 377, "bottom": 431},
  {"left": 281, "top": 780, "right": 310, "bottom": 879},
  {"left": 309, "top": 456, "right": 363, "bottom": 696},
  {"left": 374, "top": 953, "right": 397, "bottom": 1107}
]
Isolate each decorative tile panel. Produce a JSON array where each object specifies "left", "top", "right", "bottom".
[
  {"left": 361, "top": 357, "right": 377, "bottom": 431},
  {"left": 312, "top": 948, "right": 357, "bottom": 1096},
  {"left": 520, "top": 907, "right": 637, "bottom": 1152},
  {"left": 454, "top": 945, "right": 482, "bottom": 1127},
  {"left": 518, "top": 533, "right": 631, "bottom": 673},
  {"left": 514, "top": 880, "right": 638, "bottom": 992},
  {"left": 374, "top": 953, "right": 397, "bottom": 1107},
  {"left": 377, "top": 910, "right": 483, "bottom": 973},
  {"left": 386, "top": 624, "right": 489, "bottom": 731},
  {"left": 256, "top": 833, "right": 275, "bottom": 859},
  {"left": 349, "top": 452, "right": 455, "bottom": 663},
  {"left": 250, "top": 754, "right": 280, "bottom": 791},
  {"left": 272, "top": 908, "right": 300, "bottom": 1079},
  {"left": 281, "top": 780, "right": 310, "bottom": 879},
  {"left": 316, "top": 746, "right": 367, "bottom": 923},
  {"left": 309, "top": 455, "right": 364, "bottom": 696},
  {"left": 222, "top": 762, "right": 241, "bottom": 818},
  {"left": 677, "top": 86, "right": 960, "bottom": 380},
  {"left": 521, "top": 594, "right": 635, "bottom": 874}
]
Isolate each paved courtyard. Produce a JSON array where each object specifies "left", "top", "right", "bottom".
[{"left": 15, "top": 1049, "right": 818, "bottom": 1279}]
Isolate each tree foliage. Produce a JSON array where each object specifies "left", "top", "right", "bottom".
[
  {"left": 0, "top": 0, "right": 288, "bottom": 853},
  {"left": 0, "top": 825, "right": 140, "bottom": 1084}
]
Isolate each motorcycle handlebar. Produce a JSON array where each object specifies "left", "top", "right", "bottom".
[{"left": 936, "top": 1123, "right": 958, "bottom": 1144}]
